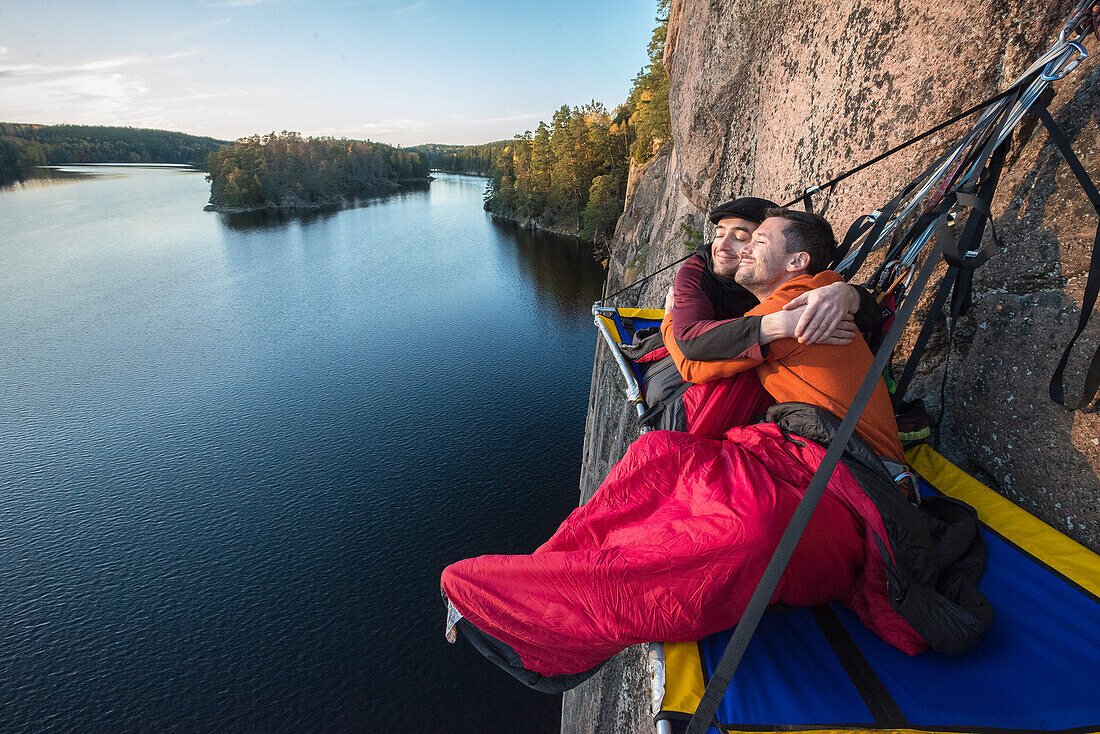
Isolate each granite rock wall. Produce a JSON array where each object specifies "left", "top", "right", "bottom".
[{"left": 565, "top": 2, "right": 1099, "bottom": 732}]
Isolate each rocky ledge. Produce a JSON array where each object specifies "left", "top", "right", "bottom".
[
  {"left": 566, "top": 1, "right": 1099, "bottom": 732},
  {"left": 486, "top": 210, "right": 587, "bottom": 241}
]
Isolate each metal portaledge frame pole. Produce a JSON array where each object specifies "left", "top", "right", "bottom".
[{"left": 593, "top": 304, "right": 648, "bottom": 421}]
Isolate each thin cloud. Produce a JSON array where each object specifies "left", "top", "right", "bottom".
[
  {"left": 361, "top": 118, "right": 429, "bottom": 132},
  {"left": 0, "top": 72, "right": 149, "bottom": 120},
  {"left": 469, "top": 112, "right": 546, "bottom": 125},
  {"left": 0, "top": 48, "right": 201, "bottom": 124},
  {"left": 0, "top": 50, "right": 199, "bottom": 79},
  {"left": 226, "top": 0, "right": 264, "bottom": 6}
]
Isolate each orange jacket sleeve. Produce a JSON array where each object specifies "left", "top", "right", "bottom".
[
  {"left": 660, "top": 281, "right": 813, "bottom": 384},
  {"left": 662, "top": 311, "right": 769, "bottom": 383}
]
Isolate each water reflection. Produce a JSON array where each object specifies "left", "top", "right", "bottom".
[
  {"left": 490, "top": 217, "right": 606, "bottom": 318},
  {"left": 0, "top": 166, "right": 98, "bottom": 190},
  {"left": 215, "top": 182, "right": 432, "bottom": 232},
  {"left": 0, "top": 166, "right": 603, "bottom": 733}
]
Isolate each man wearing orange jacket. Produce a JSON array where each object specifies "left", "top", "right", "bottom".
[
  {"left": 663, "top": 197, "right": 882, "bottom": 367},
  {"left": 661, "top": 207, "right": 903, "bottom": 461},
  {"left": 660, "top": 197, "right": 884, "bottom": 437}
]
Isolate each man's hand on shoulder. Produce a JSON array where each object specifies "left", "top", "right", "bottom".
[
  {"left": 782, "top": 281, "right": 861, "bottom": 343},
  {"left": 664, "top": 285, "right": 675, "bottom": 313},
  {"left": 761, "top": 305, "right": 856, "bottom": 346}
]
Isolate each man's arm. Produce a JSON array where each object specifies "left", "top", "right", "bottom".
[
  {"left": 668, "top": 258, "right": 858, "bottom": 361},
  {"left": 661, "top": 312, "right": 765, "bottom": 384},
  {"left": 668, "top": 255, "right": 763, "bottom": 361},
  {"left": 661, "top": 291, "right": 822, "bottom": 383},
  {"left": 783, "top": 280, "right": 882, "bottom": 343}
]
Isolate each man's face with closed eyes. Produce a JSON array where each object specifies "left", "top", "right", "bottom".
[{"left": 710, "top": 216, "right": 757, "bottom": 278}]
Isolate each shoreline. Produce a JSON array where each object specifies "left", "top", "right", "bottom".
[
  {"left": 431, "top": 169, "right": 490, "bottom": 178},
  {"left": 203, "top": 178, "right": 429, "bottom": 214},
  {"left": 487, "top": 210, "right": 588, "bottom": 243}
]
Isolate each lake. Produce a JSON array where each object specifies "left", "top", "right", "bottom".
[{"left": 0, "top": 166, "right": 605, "bottom": 732}]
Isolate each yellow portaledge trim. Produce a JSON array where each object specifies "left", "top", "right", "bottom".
[
  {"left": 599, "top": 308, "right": 666, "bottom": 345},
  {"left": 659, "top": 641, "right": 706, "bottom": 716},
  {"left": 615, "top": 307, "right": 666, "bottom": 321},
  {"left": 597, "top": 315, "right": 626, "bottom": 344},
  {"left": 907, "top": 443, "right": 1100, "bottom": 598}
]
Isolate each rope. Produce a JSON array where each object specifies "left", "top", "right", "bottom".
[{"left": 598, "top": 250, "right": 696, "bottom": 305}]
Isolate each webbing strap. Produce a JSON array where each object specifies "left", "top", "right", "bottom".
[
  {"left": 810, "top": 605, "right": 909, "bottom": 727},
  {"left": 1034, "top": 104, "right": 1100, "bottom": 409},
  {"left": 865, "top": 96, "right": 1015, "bottom": 284},
  {"left": 684, "top": 233, "right": 946, "bottom": 734},
  {"left": 838, "top": 150, "right": 953, "bottom": 279},
  {"left": 894, "top": 267, "right": 959, "bottom": 404},
  {"left": 946, "top": 138, "right": 1011, "bottom": 317},
  {"left": 832, "top": 213, "right": 875, "bottom": 271},
  {"left": 888, "top": 130, "right": 1011, "bottom": 403},
  {"left": 890, "top": 171, "right": 1010, "bottom": 404}
]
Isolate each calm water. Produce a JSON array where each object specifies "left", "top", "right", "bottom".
[{"left": 0, "top": 167, "right": 604, "bottom": 732}]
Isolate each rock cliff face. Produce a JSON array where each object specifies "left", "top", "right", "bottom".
[{"left": 565, "top": 2, "right": 1099, "bottom": 732}]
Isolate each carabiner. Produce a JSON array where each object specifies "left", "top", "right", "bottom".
[
  {"left": 876, "top": 259, "right": 903, "bottom": 292},
  {"left": 1059, "top": 4, "right": 1099, "bottom": 44},
  {"left": 1042, "top": 41, "right": 1088, "bottom": 81}
]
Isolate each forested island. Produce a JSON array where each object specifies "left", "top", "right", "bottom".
[
  {"left": 408, "top": 142, "right": 507, "bottom": 175},
  {"left": 0, "top": 123, "right": 226, "bottom": 184},
  {"left": 204, "top": 132, "right": 429, "bottom": 212}
]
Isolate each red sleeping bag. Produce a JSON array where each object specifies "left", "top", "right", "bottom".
[{"left": 441, "top": 424, "right": 927, "bottom": 682}]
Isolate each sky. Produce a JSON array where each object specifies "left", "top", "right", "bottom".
[{"left": 0, "top": 0, "right": 658, "bottom": 147}]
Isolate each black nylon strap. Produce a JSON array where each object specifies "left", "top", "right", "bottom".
[
  {"left": 894, "top": 267, "right": 959, "bottom": 405},
  {"left": 873, "top": 131, "right": 1008, "bottom": 378},
  {"left": 684, "top": 233, "right": 946, "bottom": 734},
  {"left": 832, "top": 213, "right": 875, "bottom": 271},
  {"left": 868, "top": 88, "right": 1022, "bottom": 283},
  {"left": 1034, "top": 104, "right": 1100, "bottom": 410},
  {"left": 867, "top": 117, "right": 1003, "bottom": 283},
  {"left": 947, "top": 140, "right": 1010, "bottom": 318},
  {"left": 810, "top": 605, "right": 909, "bottom": 727}
]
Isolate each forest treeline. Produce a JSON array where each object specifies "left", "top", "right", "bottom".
[
  {"left": 205, "top": 131, "right": 429, "bottom": 210},
  {"left": 447, "top": 0, "right": 671, "bottom": 248},
  {"left": 0, "top": 123, "right": 226, "bottom": 181},
  {"left": 409, "top": 142, "right": 507, "bottom": 174}
]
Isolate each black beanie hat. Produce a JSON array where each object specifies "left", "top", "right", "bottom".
[{"left": 707, "top": 196, "right": 779, "bottom": 225}]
